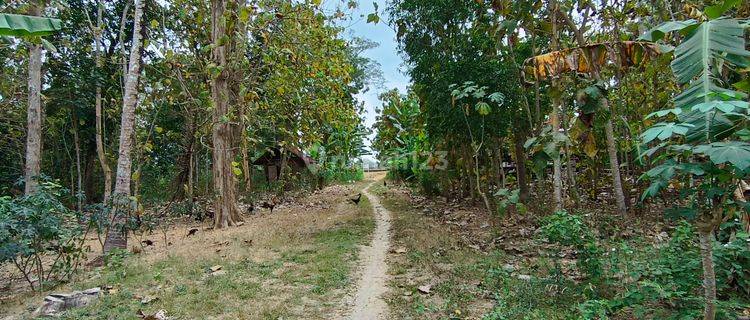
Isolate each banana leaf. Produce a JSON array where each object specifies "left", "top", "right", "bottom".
[
  {"left": 522, "top": 41, "right": 662, "bottom": 83},
  {"left": 0, "top": 13, "right": 61, "bottom": 37}
]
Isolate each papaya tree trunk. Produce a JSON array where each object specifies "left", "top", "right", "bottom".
[
  {"left": 103, "top": 0, "right": 144, "bottom": 254},
  {"left": 698, "top": 228, "right": 717, "bottom": 320},
  {"left": 24, "top": 2, "right": 44, "bottom": 195}
]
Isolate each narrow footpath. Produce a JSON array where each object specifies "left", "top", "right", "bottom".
[{"left": 345, "top": 175, "right": 391, "bottom": 319}]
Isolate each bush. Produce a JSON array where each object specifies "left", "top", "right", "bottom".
[
  {"left": 581, "top": 222, "right": 750, "bottom": 319},
  {"left": 540, "top": 211, "right": 603, "bottom": 282},
  {"left": 0, "top": 181, "right": 85, "bottom": 290}
]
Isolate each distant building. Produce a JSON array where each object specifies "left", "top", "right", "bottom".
[{"left": 252, "top": 146, "right": 315, "bottom": 182}]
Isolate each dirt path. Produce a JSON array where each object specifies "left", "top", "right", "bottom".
[{"left": 344, "top": 175, "right": 391, "bottom": 319}]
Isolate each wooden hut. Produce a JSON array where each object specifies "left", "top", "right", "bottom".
[{"left": 252, "top": 146, "right": 315, "bottom": 182}]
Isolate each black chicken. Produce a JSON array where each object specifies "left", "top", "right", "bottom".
[
  {"left": 186, "top": 228, "right": 199, "bottom": 237},
  {"left": 383, "top": 180, "right": 387, "bottom": 187},
  {"left": 260, "top": 201, "right": 276, "bottom": 213},
  {"left": 349, "top": 193, "right": 362, "bottom": 205},
  {"left": 247, "top": 202, "right": 255, "bottom": 215},
  {"left": 141, "top": 239, "right": 155, "bottom": 246}
]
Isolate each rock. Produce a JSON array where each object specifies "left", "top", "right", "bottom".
[
  {"left": 417, "top": 284, "right": 432, "bottom": 294},
  {"left": 516, "top": 274, "right": 532, "bottom": 281},
  {"left": 35, "top": 287, "right": 101, "bottom": 317},
  {"left": 392, "top": 247, "right": 407, "bottom": 254},
  {"left": 140, "top": 295, "right": 158, "bottom": 304},
  {"left": 502, "top": 264, "right": 516, "bottom": 273}
]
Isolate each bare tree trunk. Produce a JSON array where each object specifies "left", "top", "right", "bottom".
[
  {"left": 103, "top": 0, "right": 145, "bottom": 254},
  {"left": 93, "top": 1, "right": 112, "bottom": 201},
  {"left": 211, "top": 0, "right": 242, "bottom": 229},
  {"left": 603, "top": 115, "right": 628, "bottom": 214},
  {"left": 549, "top": 9, "right": 563, "bottom": 211},
  {"left": 554, "top": 5, "right": 628, "bottom": 215},
  {"left": 24, "top": 2, "right": 44, "bottom": 195},
  {"left": 513, "top": 132, "right": 529, "bottom": 202},
  {"left": 698, "top": 228, "right": 717, "bottom": 320},
  {"left": 73, "top": 116, "right": 83, "bottom": 211}
]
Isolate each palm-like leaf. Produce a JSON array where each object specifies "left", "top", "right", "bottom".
[
  {"left": 671, "top": 18, "right": 749, "bottom": 110},
  {"left": 0, "top": 13, "right": 61, "bottom": 37}
]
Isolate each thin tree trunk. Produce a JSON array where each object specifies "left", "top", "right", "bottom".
[
  {"left": 73, "top": 116, "right": 83, "bottom": 211},
  {"left": 211, "top": 0, "right": 242, "bottom": 229},
  {"left": 24, "top": 2, "right": 44, "bottom": 195},
  {"left": 103, "top": 0, "right": 145, "bottom": 254},
  {"left": 93, "top": 1, "right": 112, "bottom": 201},
  {"left": 549, "top": 7, "right": 563, "bottom": 211},
  {"left": 513, "top": 131, "right": 529, "bottom": 202},
  {"left": 555, "top": 6, "right": 628, "bottom": 215},
  {"left": 698, "top": 229, "right": 717, "bottom": 320},
  {"left": 603, "top": 116, "right": 628, "bottom": 214}
]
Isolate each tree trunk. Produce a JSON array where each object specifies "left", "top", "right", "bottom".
[
  {"left": 698, "top": 228, "right": 717, "bottom": 320},
  {"left": 73, "top": 115, "right": 83, "bottom": 211},
  {"left": 24, "top": 2, "right": 44, "bottom": 195},
  {"left": 93, "top": 1, "right": 113, "bottom": 201},
  {"left": 549, "top": 5, "right": 564, "bottom": 212},
  {"left": 211, "top": 0, "right": 242, "bottom": 229},
  {"left": 103, "top": 0, "right": 145, "bottom": 254},
  {"left": 554, "top": 4, "right": 629, "bottom": 215},
  {"left": 513, "top": 132, "right": 529, "bottom": 202}
]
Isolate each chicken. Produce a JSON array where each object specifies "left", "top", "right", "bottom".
[
  {"left": 141, "top": 239, "right": 155, "bottom": 246},
  {"left": 260, "top": 197, "right": 279, "bottom": 213},
  {"left": 383, "top": 180, "right": 387, "bottom": 187},
  {"left": 186, "top": 228, "right": 199, "bottom": 237},
  {"left": 349, "top": 193, "right": 362, "bottom": 205},
  {"left": 247, "top": 202, "right": 255, "bottom": 215}
]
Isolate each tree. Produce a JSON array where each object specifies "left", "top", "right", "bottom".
[
  {"left": 639, "top": 8, "right": 749, "bottom": 320},
  {"left": 210, "top": 0, "right": 242, "bottom": 229},
  {"left": 103, "top": 0, "right": 145, "bottom": 254},
  {"left": 22, "top": 2, "right": 50, "bottom": 195}
]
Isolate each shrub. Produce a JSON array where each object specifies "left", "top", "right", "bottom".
[
  {"left": 540, "top": 211, "right": 603, "bottom": 282},
  {"left": 0, "top": 181, "right": 85, "bottom": 290}
]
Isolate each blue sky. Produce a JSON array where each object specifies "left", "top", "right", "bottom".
[{"left": 326, "top": 0, "right": 410, "bottom": 162}]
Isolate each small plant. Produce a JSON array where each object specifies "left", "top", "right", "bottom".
[
  {"left": 540, "top": 211, "right": 603, "bottom": 282},
  {"left": 0, "top": 180, "right": 85, "bottom": 290}
]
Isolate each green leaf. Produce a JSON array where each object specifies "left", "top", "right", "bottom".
[
  {"left": 693, "top": 142, "right": 750, "bottom": 170},
  {"left": 646, "top": 108, "right": 682, "bottom": 119},
  {"left": 640, "top": 122, "right": 693, "bottom": 143},
  {"left": 366, "top": 13, "right": 380, "bottom": 24},
  {"left": 671, "top": 19, "right": 749, "bottom": 110},
  {"left": 691, "top": 100, "right": 749, "bottom": 113},
  {"left": 638, "top": 20, "right": 697, "bottom": 42},
  {"left": 475, "top": 101, "right": 490, "bottom": 116},
  {"left": 0, "top": 13, "right": 62, "bottom": 37},
  {"left": 705, "top": 0, "right": 741, "bottom": 19}
]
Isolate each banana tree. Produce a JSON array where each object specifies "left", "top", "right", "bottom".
[
  {"left": 523, "top": 40, "right": 663, "bottom": 215},
  {"left": 638, "top": 6, "right": 749, "bottom": 319}
]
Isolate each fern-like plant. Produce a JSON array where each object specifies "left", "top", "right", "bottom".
[{"left": 639, "top": 3, "right": 749, "bottom": 320}]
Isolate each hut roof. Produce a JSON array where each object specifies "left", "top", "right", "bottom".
[{"left": 252, "top": 146, "right": 315, "bottom": 168}]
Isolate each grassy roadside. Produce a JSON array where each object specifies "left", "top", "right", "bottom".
[
  {"left": 3, "top": 181, "right": 375, "bottom": 320},
  {"left": 373, "top": 184, "right": 581, "bottom": 320}
]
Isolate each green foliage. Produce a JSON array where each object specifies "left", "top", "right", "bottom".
[
  {"left": 0, "top": 180, "right": 84, "bottom": 290},
  {"left": 540, "top": 211, "right": 603, "bottom": 282},
  {"left": 639, "top": 13, "right": 750, "bottom": 228},
  {"left": 0, "top": 13, "right": 61, "bottom": 37}
]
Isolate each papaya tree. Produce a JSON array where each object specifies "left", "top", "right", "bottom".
[{"left": 638, "top": 6, "right": 749, "bottom": 319}]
